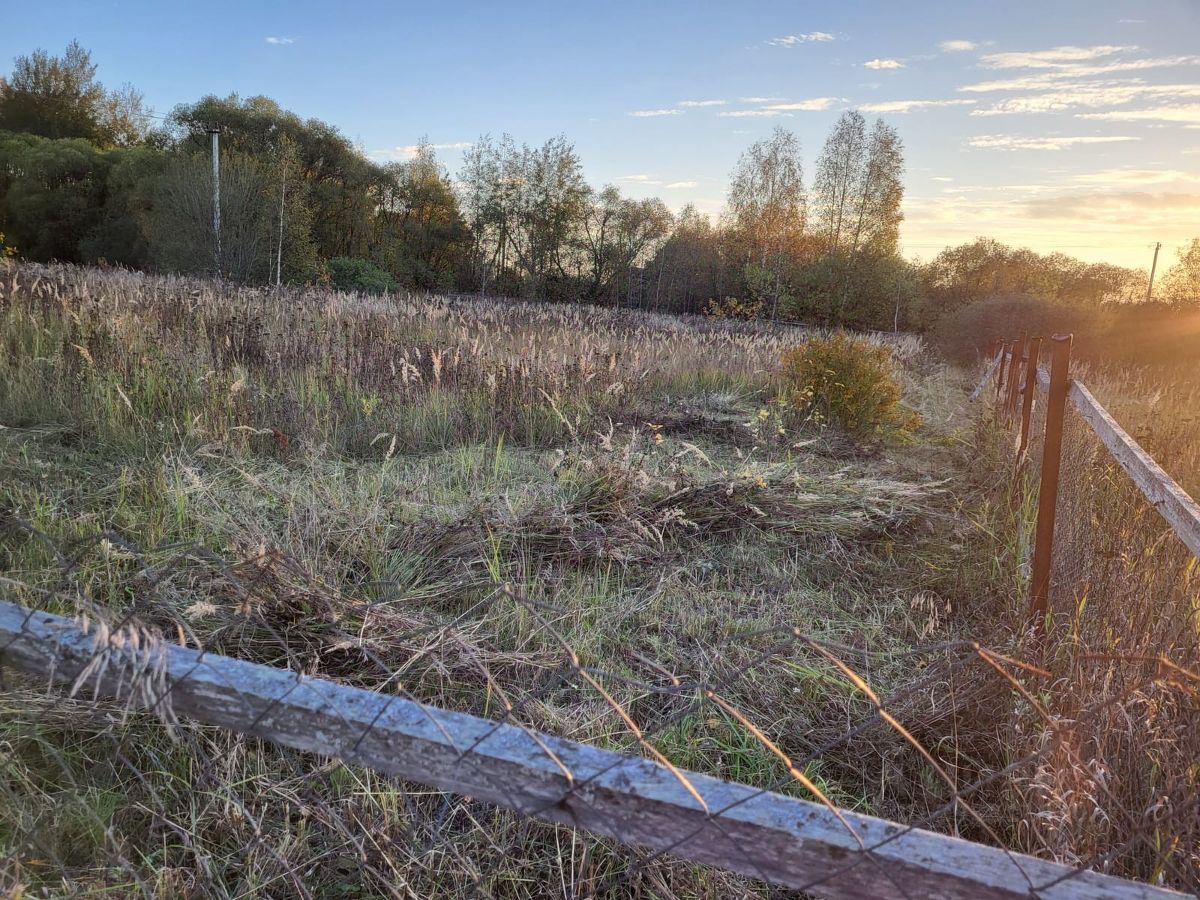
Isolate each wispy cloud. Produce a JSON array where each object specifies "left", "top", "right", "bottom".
[
  {"left": 617, "top": 174, "right": 662, "bottom": 184},
  {"left": 861, "top": 99, "right": 975, "bottom": 113},
  {"left": 967, "top": 44, "right": 1200, "bottom": 83},
  {"left": 628, "top": 109, "right": 684, "bottom": 118},
  {"left": 980, "top": 45, "right": 1135, "bottom": 69},
  {"left": 1073, "top": 168, "right": 1199, "bottom": 186},
  {"left": 967, "top": 134, "right": 1141, "bottom": 150},
  {"left": 1078, "top": 104, "right": 1200, "bottom": 124},
  {"left": 864, "top": 58, "right": 905, "bottom": 70},
  {"left": 265, "top": 36, "right": 294, "bottom": 45},
  {"left": 940, "top": 40, "right": 977, "bottom": 52},
  {"left": 960, "top": 74, "right": 1083, "bottom": 93},
  {"left": 763, "top": 97, "right": 840, "bottom": 111},
  {"left": 970, "top": 82, "right": 1200, "bottom": 115},
  {"left": 738, "top": 96, "right": 787, "bottom": 104},
  {"left": 1021, "top": 190, "right": 1200, "bottom": 220},
  {"left": 676, "top": 99, "right": 726, "bottom": 107},
  {"left": 666, "top": 181, "right": 697, "bottom": 189},
  {"left": 369, "top": 142, "right": 471, "bottom": 161},
  {"left": 718, "top": 109, "right": 797, "bottom": 118},
  {"left": 767, "top": 32, "right": 835, "bottom": 47}
]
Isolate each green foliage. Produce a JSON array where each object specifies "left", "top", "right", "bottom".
[
  {"left": 147, "top": 153, "right": 272, "bottom": 280},
  {"left": 919, "top": 238, "right": 1144, "bottom": 321},
  {"left": 704, "top": 295, "right": 762, "bottom": 320},
  {"left": 784, "top": 251, "right": 920, "bottom": 331},
  {"left": 778, "top": 333, "right": 918, "bottom": 438},
  {"left": 934, "top": 291, "right": 1200, "bottom": 370},
  {"left": 0, "top": 130, "right": 114, "bottom": 261},
  {"left": 169, "top": 94, "right": 381, "bottom": 261},
  {"left": 374, "top": 142, "right": 468, "bottom": 290},
  {"left": 0, "top": 41, "right": 147, "bottom": 147},
  {"left": 931, "top": 294, "right": 1102, "bottom": 362},
  {"left": 326, "top": 256, "right": 398, "bottom": 293},
  {"left": 77, "top": 145, "right": 162, "bottom": 268}
]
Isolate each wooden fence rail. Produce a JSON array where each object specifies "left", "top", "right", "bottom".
[
  {"left": 1041, "top": 372, "right": 1200, "bottom": 560},
  {"left": 976, "top": 336, "right": 1200, "bottom": 622},
  {"left": 0, "top": 599, "right": 1181, "bottom": 899}
]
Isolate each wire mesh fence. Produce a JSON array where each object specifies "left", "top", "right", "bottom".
[
  {"left": 1, "top": 512, "right": 1195, "bottom": 898},
  {"left": 986, "top": 337, "right": 1200, "bottom": 892}
]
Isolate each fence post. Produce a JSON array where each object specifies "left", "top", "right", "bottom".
[
  {"left": 1029, "top": 333, "right": 1072, "bottom": 628},
  {"left": 1005, "top": 335, "right": 1027, "bottom": 423},
  {"left": 1017, "top": 336, "right": 1042, "bottom": 455}
]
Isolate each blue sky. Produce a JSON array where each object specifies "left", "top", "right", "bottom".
[{"left": 4, "top": 0, "right": 1199, "bottom": 268}]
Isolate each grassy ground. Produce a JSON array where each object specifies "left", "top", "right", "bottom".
[{"left": 0, "top": 262, "right": 1026, "bottom": 897}]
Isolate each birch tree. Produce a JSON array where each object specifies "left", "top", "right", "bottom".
[{"left": 726, "top": 127, "right": 806, "bottom": 317}]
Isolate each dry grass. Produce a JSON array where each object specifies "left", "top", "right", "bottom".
[
  {"left": 978, "top": 360, "right": 1200, "bottom": 888},
  {"left": 12, "top": 261, "right": 1191, "bottom": 896}
]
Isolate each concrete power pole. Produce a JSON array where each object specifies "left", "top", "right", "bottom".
[
  {"left": 1146, "top": 241, "right": 1161, "bottom": 302},
  {"left": 207, "top": 127, "right": 222, "bottom": 277},
  {"left": 276, "top": 174, "right": 285, "bottom": 287}
]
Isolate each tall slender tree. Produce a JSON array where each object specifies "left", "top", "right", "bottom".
[
  {"left": 726, "top": 127, "right": 807, "bottom": 317},
  {"left": 812, "top": 111, "right": 866, "bottom": 255}
]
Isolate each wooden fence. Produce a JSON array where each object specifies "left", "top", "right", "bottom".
[
  {"left": 978, "top": 333, "right": 1200, "bottom": 622},
  {"left": 0, "top": 599, "right": 1183, "bottom": 899}
]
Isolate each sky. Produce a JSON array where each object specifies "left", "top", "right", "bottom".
[{"left": 4, "top": 0, "right": 1199, "bottom": 270}]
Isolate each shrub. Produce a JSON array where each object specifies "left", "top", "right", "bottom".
[
  {"left": 326, "top": 256, "right": 398, "bottom": 294},
  {"left": 704, "top": 296, "right": 762, "bottom": 320},
  {"left": 778, "top": 332, "right": 918, "bottom": 438},
  {"left": 931, "top": 293, "right": 1102, "bottom": 362}
]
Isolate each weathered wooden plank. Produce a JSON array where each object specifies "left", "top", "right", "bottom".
[
  {"left": 969, "top": 350, "right": 1004, "bottom": 402},
  {"left": 1067, "top": 380, "right": 1200, "bottom": 559},
  {"left": 1032, "top": 366, "right": 1200, "bottom": 558},
  {"left": 0, "top": 600, "right": 1182, "bottom": 899}
]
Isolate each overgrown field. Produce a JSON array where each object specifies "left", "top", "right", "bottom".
[{"left": 0, "top": 262, "right": 1133, "bottom": 896}]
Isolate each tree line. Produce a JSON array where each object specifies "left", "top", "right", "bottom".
[{"left": 1, "top": 42, "right": 1196, "bottom": 335}]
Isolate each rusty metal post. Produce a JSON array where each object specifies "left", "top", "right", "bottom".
[
  {"left": 1029, "top": 333, "right": 1073, "bottom": 628},
  {"left": 1017, "top": 336, "right": 1042, "bottom": 455},
  {"left": 1005, "top": 335, "right": 1027, "bottom": 424}
]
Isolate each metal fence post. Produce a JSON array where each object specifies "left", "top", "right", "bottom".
[
  {"left": 1029, "top": 333, "right": 1072, "bottom": 627},
  {"left": 1017, "top": 336, "right": 1042, "bottom": 455}
]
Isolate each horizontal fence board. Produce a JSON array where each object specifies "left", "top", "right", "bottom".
[
  {"left": 1022, "top": 367, "right": 1197, "bottom": 558},
  {"left": 0, "top": 600, "right": 1181, "bottom": 900},
  {"left": 1067, "top": 380, "right": 1200, "bottom": 559},
  {"left": 969, "top": 350, "right": 1005, "bottom": 401}
]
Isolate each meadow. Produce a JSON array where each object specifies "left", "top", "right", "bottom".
[{"left": 1, "top": 261, "right": 1196, "bottom": 896}]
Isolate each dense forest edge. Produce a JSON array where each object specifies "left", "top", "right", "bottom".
[{"left": 1, "top": 40, "right": 1198, "bottom": 364}]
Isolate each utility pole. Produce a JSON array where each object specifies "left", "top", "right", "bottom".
[
  {"left": 276, "top": 172, "right": 285, "bottom": 287},
  {"left": 207, "top": 126, "right": 222, "bottom": 278},
  {"left": 1146, "top": 241, "right": 1161, "bottom": 302}
]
